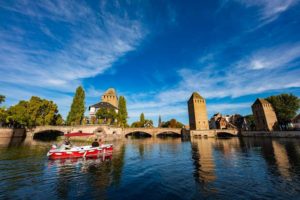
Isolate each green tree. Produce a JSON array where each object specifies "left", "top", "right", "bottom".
[
  {"left": 0, "top": 95, "right": 5, "bottom": 104},
  {"left": 244, "top": 114, "right": 255, "bottom": 131},
  {"left": 6, "top": 97, "right": 62, "bottom": 127},
  {"left": 0, "top": 94, "right": 6, "bottom": 126},
  {"left": 161, "top": 119, "right": 184, "bottom": 128},
  {"left": 266, "top": 93, "right": 300, "bottom": 129},
  {"left": 140, "top": 113, "right": 145, "bottom": 124},
  {"left": 118, "top": 96, "right": 128, "bottom": 127},
  {"left": 96, "top": 107, "right": 117, "bottom": 124},
  {"left": 66, "top": 86, "right": 85, "bottom": 125}
]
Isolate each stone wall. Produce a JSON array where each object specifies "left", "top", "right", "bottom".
[
  {"left": 0, "top": 128, "right": 26, "bottom": 138},
  {"left": 241, "top": 131, "right": 300, "bottom": 138}
]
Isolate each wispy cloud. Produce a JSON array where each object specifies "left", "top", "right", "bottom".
[
  {"left": 238, "top": 43, "right": 300, "bottom": 70},
  {"left": 0, "top": 1, "right": 145, "bottom": 90},
  {"left": 125, "top": 42, "right": 300, "bottom": 124},
  {"left": 236, "top": 0, "right": 298, "bottom": 23},
  {"left": 0, "top": 0, "right": 147, "bottom": 117}
]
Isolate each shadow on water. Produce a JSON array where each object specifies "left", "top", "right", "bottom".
[
  {"left": 125, "top": 131, "right": 152, "bottom": 139},
  {"left": 33, "top": 130, "right": 64, "bottom": 141},
  {"left": 157, "top": 132, "right": 181, "bottom": 138}
]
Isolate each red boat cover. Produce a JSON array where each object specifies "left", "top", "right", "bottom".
[{"left": 65, "top": 132, "right": 94, "bottom": 137}]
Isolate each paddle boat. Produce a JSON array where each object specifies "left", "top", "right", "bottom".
[{"left": 47, "top": 132, "right": 113, "bottom": 160}]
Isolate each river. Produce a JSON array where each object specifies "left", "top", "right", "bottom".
[{"left": 1, "top": 137, "right": 300, "bottom": 199}]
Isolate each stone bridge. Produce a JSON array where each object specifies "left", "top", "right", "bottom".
[
  {"left": 190, "top": 129, "right": 238, "bottom": 137},
  {"left": 123, "top": 128, "right": 182, "bottom": 137},
  {"left": 26, "top": 125, "right": 238, "bottom": 140},
  {"left": 26, "top": 125, "right": 183, "bottom": 139}
]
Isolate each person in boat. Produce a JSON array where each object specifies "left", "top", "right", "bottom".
[
  {"left": 63, "top": 138, "right": 72, "bottom": 150},
  {"left": 92, "top": 139, "right": 99, "bottom": 147}
]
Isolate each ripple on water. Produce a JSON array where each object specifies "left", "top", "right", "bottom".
[{"left": 1, "top": 138, "right": 300, "bottom": 199}]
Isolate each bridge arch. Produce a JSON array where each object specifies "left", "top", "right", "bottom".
[
  {"left": 33, "top": 130, "right": 64, "bottom": 141},
  {"left": 125, "top": 131, "right": 152, "bottom": 138},
  {"left": 156, "top": 131, "right": 181, "bottom": 138},
  {"left": 216, "top": 131, "right": 236, "bottom": 138}
]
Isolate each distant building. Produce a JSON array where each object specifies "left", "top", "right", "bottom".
[
  {"left": 251, "top": 98, "right": 278, "bottom": 131},
  {"left": 188, "top": 92, "right": 209, "bottom": 130},
  {"left": 209, "top": 113, "right": 221, "bottom": 129},
  {"left": 209, "top": 113, "right": 236, "bottom": 130},
  {"left": 89, "top": 88, "right": 119, "bottom": 119}
]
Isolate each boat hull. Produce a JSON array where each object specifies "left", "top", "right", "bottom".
[{"left": 47, "top": 145, "right": 113, "bottom": 160}]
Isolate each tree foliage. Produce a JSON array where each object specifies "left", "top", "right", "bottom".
[
  {"left": 96, "top": 107, "right": 117, "bottom": 124},
  {"left": 131, "top": 113, "right": 153, "bottom": 127},
  {"left": 266, "top": 93, "right": 300, "bottom": 129},
  {"left": 244, "top": 114, "right": 255, "bottom": 131},
  {"left": 0, "top": 94, "right": 6, "bottom": 126},
  {"left": 161, "top": 118, "right": 184, "bottom": 128},
  {"left": 6, "top": 96, "right": 62, "bottom": 127},
  {"left": 66, "top": 86, "right": 85, "bottom": 125},
  {"left": 118, "top": 96, "right": 128, "bottom": 127},
  {"left": 0, "top": 95, "right": 5, "bottom": 104},
  {"left": 140, "top": 113, "right": 145, "bottom": 124}
]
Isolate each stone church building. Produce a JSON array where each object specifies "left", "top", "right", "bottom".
[{"left": 89, "top": 88, "right": 119, "bottom": 119}]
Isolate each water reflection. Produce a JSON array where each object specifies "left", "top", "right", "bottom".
[
  {"left": 272, "top": 140, "right": 291, "bottom": 179},
  {"left": 191, "top": 138, "right": 216, "bottom": 184},
  {"left": 1, "top": 137, "right": 300, "bottom": 199}
]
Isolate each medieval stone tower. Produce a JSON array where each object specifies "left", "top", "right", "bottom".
[
  {"left": 252, "top": 98, "right": 278, "bottom": 131},
  {"left": 188, "top": 92, "right": 209, "bottom": 130},
  {"left": 101, "top": 88, "right": 118, "bottom": 108}
]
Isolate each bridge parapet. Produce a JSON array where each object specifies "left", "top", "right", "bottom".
[
  {"left": 123, "top": 127, "right": 182, "bottom": 137},
  {"left": 27, "top": 126, "right": 185, "bottom": 139}
]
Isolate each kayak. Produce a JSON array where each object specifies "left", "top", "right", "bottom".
[{"left": 47, "top": 144, "right": 113, "bottom": 160}]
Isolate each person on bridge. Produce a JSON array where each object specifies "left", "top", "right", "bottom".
[{"left": 92, "top": 139, "right": 99, "bottom": 147}]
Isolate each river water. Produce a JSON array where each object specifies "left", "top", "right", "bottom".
[{"left": 1, "top": 137, "right": 300, "bottom": 199}]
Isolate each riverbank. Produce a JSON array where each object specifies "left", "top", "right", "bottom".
[{"left": 241, "top": 131, "right": 300, "bottom": 138}]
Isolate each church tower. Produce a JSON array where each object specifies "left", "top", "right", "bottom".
[
  {"left": 101, "top": 88, "right": 118, "bottom": 108},
  {"left": 188, "top": 92, "right": 209, "bottom": 130}
]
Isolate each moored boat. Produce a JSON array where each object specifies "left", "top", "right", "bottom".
[
  {"left": 46, "top": 131, "right": 113, "bottom": 159},
  {"left": 47, "top": 144, "right": 113, "bottom": 159}
]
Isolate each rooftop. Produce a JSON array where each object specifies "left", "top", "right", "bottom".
[
  {"left": 253, "top": 98, "right": 271, "bottom": 105},
  {"left": 89, "top": 101, "right": 118, "bottom": 110},
  {"left": 189, "top": 92, "right": 205, "bottom": 100}
]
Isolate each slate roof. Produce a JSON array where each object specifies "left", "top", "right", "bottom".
[{"left": 89, "top": 102, "right": 118, "bottom": 110}]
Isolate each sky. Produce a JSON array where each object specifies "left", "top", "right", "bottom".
[{"left": 0, "top": 0, "right": 300, "bottom": 126}]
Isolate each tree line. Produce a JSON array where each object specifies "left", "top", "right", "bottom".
[
  {"left": 0, "top": 86, "right": 129, "bottom": 128},
  {"left": 0, "top": 95, "right": 63, "bottom": 127}
]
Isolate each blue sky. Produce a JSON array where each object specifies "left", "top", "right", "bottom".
[{"left": 0, "top": 0, "right": 300, "bottom": 126}]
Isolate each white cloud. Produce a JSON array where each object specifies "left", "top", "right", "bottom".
[
  {"left": 0, "top": 0, "right": 147, "bottom": 117},
  {"left": 0, "top": 0, "right": 146, "bottom": 92},
  {"left": 239, "top": 43, "right": 300, "bottom": 70},
  {"left": 124, "top": 42, "right": 300, "bottom": 124},
  {"left": 237, "top": 0, "right": 298, "bottom": 23}
]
